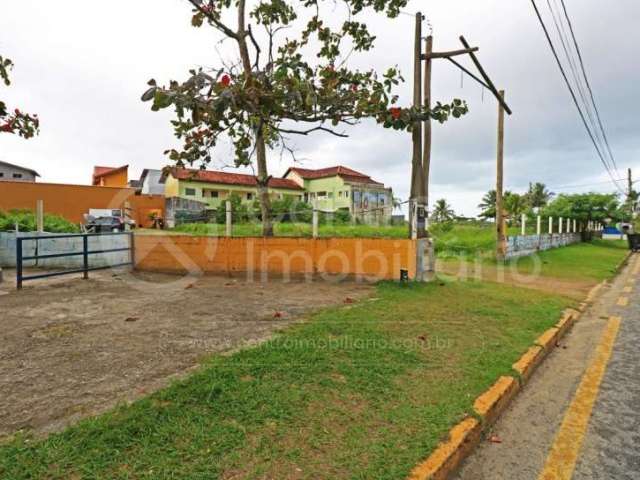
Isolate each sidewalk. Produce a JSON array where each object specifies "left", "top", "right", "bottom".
[{"left": 456, "top": 253, "right": 639, "bottom": 480}]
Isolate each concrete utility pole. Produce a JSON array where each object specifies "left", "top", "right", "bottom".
[
  {"left": 549, "top": 216, "right": 553, "bottom": 235},
  {"left": 410, "top": 12, "right": 425, "bottom": 240},
  {"left": 423, "top": 34, "right": 433, "bottom": 227},
  {"left": 628, "top": 168, "right": 634, "bottom": 218}
]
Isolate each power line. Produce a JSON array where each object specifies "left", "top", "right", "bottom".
[
  {"left": 529, "top": 0, "right": 625, "bottom": 195},
  {"left": 548, "top": 178, "right": 627, "bottom": 191},
  {"left": 558, "top": 0, "right": 619, "bottom": 174}
]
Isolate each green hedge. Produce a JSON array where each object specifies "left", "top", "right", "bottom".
[{"left": 0, "top": 209, "right": 79, "bottom": 233}]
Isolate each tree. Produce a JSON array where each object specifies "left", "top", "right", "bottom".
[
  {"left": 504, "top": 192, "right": 528, "bottom": 224},
  {"left": 542, "top": 193, "right": 622, "bottom": 225},
  {"left": 143, "top": 0, "right": 468, "bottom": 236},
  {"left": 526, "top": 182, "right": 553, "bottom": 212},
  {"left": 478, "top": 189, "right": 497, "bottom": 220},
  {"left": 432, "top": 198, "right": 455, "bottom": 223},
  {"left": 0, "top": 55, "right": 39, "bottom": 138}
]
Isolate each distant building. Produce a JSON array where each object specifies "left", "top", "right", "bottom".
[
  {"left": 139, "top": 169, "right": 165, "bottom": 195},
  {"left": 160, "top": 168, "right": 304, "bottom": 210},
  {"left": 283, "top": 166, "right": 393, "bottom": 221},
  {"left": 92, "top": 165, "right": 128, "bottom": 187},
  {"left": 0, "top": 160, "right": 40, "bottom": 182}
]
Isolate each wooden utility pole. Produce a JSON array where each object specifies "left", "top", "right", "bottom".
[
  {"left": 422, "top": 35, "right": 433, "bottom": 227},
  {"left": 496, "top": 90, "right": 507, "bottom": 260},
  {"left": 410, "top": 12, "right": 425, "bottom": 239}
]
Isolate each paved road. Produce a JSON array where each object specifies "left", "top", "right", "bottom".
[{"left": 456, "top": 253, "right": 640, "bottom": 480}]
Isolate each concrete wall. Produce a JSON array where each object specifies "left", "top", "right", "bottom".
[
  {"left": 0, "top": 180, "right": 164, "bottom": 227},
  {"left": 505, "top": 233, "right": 582, "bottom": 259},
  {"left": 0, "top": 232, "right": 132, "bottom": 268},
  {"left": 135, "top": 234, "right": 416, "bottom": 281}
]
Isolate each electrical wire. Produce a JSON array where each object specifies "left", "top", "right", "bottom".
[
  {"left": 558, "top": 0, "right": 619, "bottom": 174},
  {"left": 529, "top": 0, "right": 626, "bottom": 195}
]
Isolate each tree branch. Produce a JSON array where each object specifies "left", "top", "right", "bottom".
[
  {"left": 247, "top": 25, "right": 261, "bottom": 70},
  {"left": 277, "top": 125, "right": 349, "bottom": 137},
  {"left": 186, "top": 0, "right": 238, "bottom": 39}
]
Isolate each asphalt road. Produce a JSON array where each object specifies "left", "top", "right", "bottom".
[{"left": 456, "top": 253, "right": 640, "bottom": 480}]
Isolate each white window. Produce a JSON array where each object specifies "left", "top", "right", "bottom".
[
  {"left": 317, "top": 191, "right": 327, "bottom": 199},
  {"left": 13, "top": 173, "right": 22, "bottom": 179},
  {"left": 247, "top": 192, "right": 253, "bottom": 200},
  {"left": 185, "top": 188, "right": 196, "bottom": 196},
  {"left": 327, "top": 192, "right": 333, "bottom": 199},
  {"left": 338, "top": 191, "right": 343, "bottom": 197},
  {"left": 345, "top": 191, "right": 349, "bottom": 198}
]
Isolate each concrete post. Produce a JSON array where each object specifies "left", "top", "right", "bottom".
[
  {"left": 549, "top": 216, "right": 553, "bottom": 235},
  {"left": 537, "top": 215, "right": 541, "bottom": 235},
  {"left": 312, "top": 206, "right": 319, "bottom": 239},
  {"left": 36, "top": 200, "right": 44, "bottom": 233},
  {"left": 521, "top": 214, "right": 526, "bottom": 236},
  {"left": 225, "top": 200, "right": 232, "bottom": 237},
  {"left": 573, "top": 219, "right": 577, "bottom": 233},
  {"left": 559, "top": 217, "right": 563, "bottom": 234}
]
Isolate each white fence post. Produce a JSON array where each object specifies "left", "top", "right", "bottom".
[
  {"left": 521, "top": 214, "right": 526, "bottom": 236},
  {"left": 225, "top": 200, "right": 232, "bottom": 237},
  {"left": 573, "top": 219, "right": 577, "bottom": 233},
  {"left": 549, "top": 216, "right": 553, "bottom": 235},
  {"left": 36, "top": 200, "right": 44, "bottom": 233},
  {"left": 312, "top": 206, "right": 319, "bottom": 239},
  {"left": 537, "top": 215, "right": 541, "bottom": 235},
  {"left": 559, "top": 217, "right": 563, "bottom": 234}
]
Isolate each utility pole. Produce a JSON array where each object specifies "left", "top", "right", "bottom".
[
  {"left": 628, "top": 168, "right": 634, "bottom": 219},
  {"left": 496, "top": 90, "right": 507, "bottom": 260},
  {"left": 423, "top": 35, "right": 433, "bottom": 229},
  {"left": 410, "top": 12, "right": 425, "bottom": 240}
]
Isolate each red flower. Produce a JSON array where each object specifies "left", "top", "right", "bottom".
[
  {"left": 0, "top": 123, "right": 13, "bottom": 133},
  {"left": 389, "top": 107, "right": 402, "bottom": 120},
  {"left": 220, "top": 74, "right": 231, "bottom": 87},
  {"left": 350, "top": 84, "right": 358, "bottom": 93},
  {"left": 14, "top": 108, "right": 21, "bottom": 115}
]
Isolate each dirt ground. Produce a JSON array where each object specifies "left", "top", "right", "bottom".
[
  {"left": 0, "top": 269, "right": 372, "bottom": 439},
  {"left": 436, "top": 259, "right": 594, "bottom": 299}
]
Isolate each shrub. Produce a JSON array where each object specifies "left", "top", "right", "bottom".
[{"left": 0, "top": 209, "right": 79, "bottom": 233}]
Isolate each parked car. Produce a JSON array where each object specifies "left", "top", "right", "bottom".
[{"left": 84, "top": 209, "right": 135, "bottom": 233}]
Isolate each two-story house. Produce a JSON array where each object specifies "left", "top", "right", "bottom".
[
  {"left": 161, "top": 168, "right": 304, "bottom": 210},
  {"left": 283, "top": 166, "right": 393, "bottom": 221}
]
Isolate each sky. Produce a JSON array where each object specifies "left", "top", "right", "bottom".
[{"left": 2, "top": 0, "right": 639, "bottom": 216}]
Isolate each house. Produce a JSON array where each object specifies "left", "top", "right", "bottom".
[
  {"left": 92, "top": 165, "right": 128, "bottom": 187},
  {"left": 139, "top": 169, "right": 165, "bottom": 195},
  {"left": 161, "top": 168, "right": 304, "bottom": 210},
  {"left": 283, "top": 166, "right": 393, "bottom": 220},
  {"left": 0, "top": 160, "right": 40, "bottom": 182}
]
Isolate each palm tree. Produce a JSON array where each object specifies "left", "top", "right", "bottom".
[
  {"left": 432, "top": 198, "right": 455, "bottom": 223},
  {"left": 504, "top": 192, "right": 527, "bottom": 225},
  {"left": 527, "top": 182, "right": 553, "bottom": 212},
  {"left": 478, "top": 189, "right": 513, "bottom": 221}
]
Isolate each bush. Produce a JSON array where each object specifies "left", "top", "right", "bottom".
[{"left": 0, "top": 209, "right": 79, "bottom": 233}]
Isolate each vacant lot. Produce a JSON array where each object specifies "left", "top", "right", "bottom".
[{"left": 0, "top": 270, "right": 371, "bottom": 438}]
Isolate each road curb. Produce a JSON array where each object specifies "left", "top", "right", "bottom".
[{"left": 407, "top": 304, "right": 585, "bottom": 479}]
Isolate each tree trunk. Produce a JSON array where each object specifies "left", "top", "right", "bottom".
[
  {"left": 237, "top": 0, "right": 273, "bottom": 236},
  {"left": 255, "top": 129, "right": 274, "bottom": 236}
]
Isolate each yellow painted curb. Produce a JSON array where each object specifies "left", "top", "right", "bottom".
[
  {"left": 512, "top": 345, "right": 545, "bottom": 384},
  {"left": 408, "top": 417, "right": 482, "bottom": 480},
  {"left": 535, "top": 327, "right": 560, "bottom": 353},
  {"left": 555, "top": 309, "right": 578, "bottom": 339},
  {"left": 584, "top": 281, "right": 605, "bottom": 304},
  {"left": 473, "top": 376, "right": 520, "bottom": 427}
]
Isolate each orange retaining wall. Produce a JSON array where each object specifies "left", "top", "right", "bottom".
[
  {"left": 135, "top": 234, "right": 417, "bottom": 280},
  {"left": 0, "top": 180, "right": 164, "bottom": 228}
]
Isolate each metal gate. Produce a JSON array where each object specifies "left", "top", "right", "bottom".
[{"left": 16, "top": 232, "right": 135, "bottom": 289}]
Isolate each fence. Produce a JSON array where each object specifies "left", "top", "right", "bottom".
[{"left": 13, "top": 232, "right": 134, "bottom": 289}]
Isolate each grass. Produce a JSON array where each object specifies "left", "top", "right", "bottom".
[
  {"left": 501, "top": 239, "right": 628, "bottom": 282},
  {"left": 0, "top": 279, "right": 572, "bottom": 479},
  {"left": 0, "top": 209, "right": 79, "bottom": 233},
  {"left": 142, "top": 222, "right": 519, "bottom": 257}
]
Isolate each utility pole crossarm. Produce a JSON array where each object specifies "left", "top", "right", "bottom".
[
  {"left": 422, "top": 46, "right": 479, "bottom": 60},
  {"left": 446, "top": 57, "right": 491, "bottom": 90},
  {"left": 459, "top": 36, "right": 513, "bottom": 115}
]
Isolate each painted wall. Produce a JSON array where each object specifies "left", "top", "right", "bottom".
[
  {"left": 505, "top": 233, "right": 583, "bottom": 259},
  {"left": 141, "top": 169, "right": 165, "bottom": 195},
  {"left": 0, "top": 180, "right": 164, "bottom": 227},
  {"left": 135, "top": 234, "right": 416, "bottom": 281}
]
